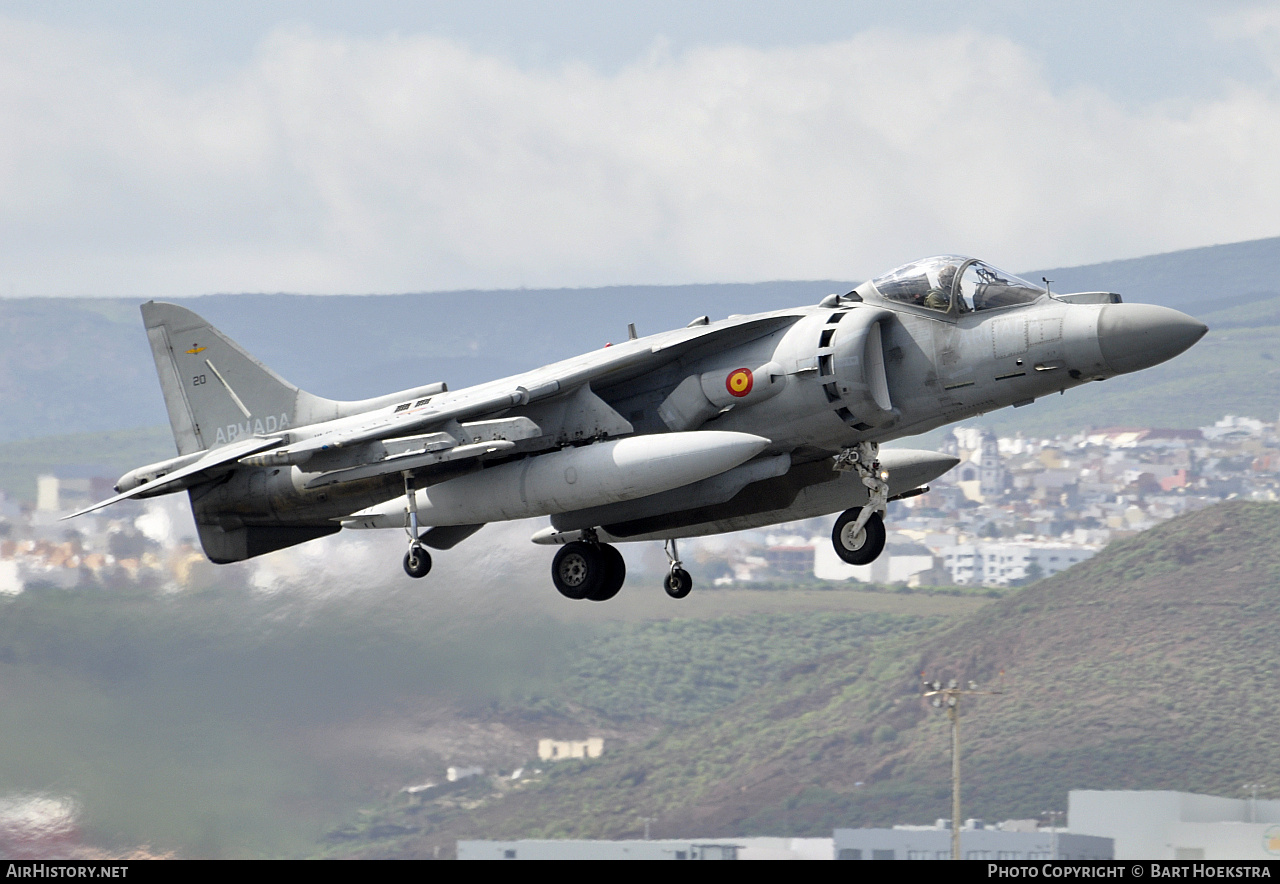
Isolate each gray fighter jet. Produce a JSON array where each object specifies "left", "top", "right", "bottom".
[{"left": 67, "top": 256, "right": 1206, "bottom": 601}]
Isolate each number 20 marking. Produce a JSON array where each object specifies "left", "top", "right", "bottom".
[{"left": 193, "top": 375, "right": 207, "bottom": 386}]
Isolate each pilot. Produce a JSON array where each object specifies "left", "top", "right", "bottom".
[{"left": 922, "top": 264, "right": 958, "bottom": 311}]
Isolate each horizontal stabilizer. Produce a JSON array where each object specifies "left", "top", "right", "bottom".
[{"left": 61, "top": 436, "right": 281, "bottom": 519}]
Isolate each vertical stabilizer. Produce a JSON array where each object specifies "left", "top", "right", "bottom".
[{"left": 142, "top": 302, "right": 341, "bottom": 455}]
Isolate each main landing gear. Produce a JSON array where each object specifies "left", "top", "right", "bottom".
[
  {"left": 547, "top": 534, "right": 694, "bottom": 602},
  {"left": 402, "top": 475, "right": 433, "bottom": 579},
  {"left": 831, "top": 442, "right": 889, "bottom": 566},
  {"left": 551, "top": 535, "right": 626, "bottom": 601}
]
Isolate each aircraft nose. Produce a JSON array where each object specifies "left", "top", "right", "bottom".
[{"left": 1097, "top": 303, "right": 1207, "bottom": 375}]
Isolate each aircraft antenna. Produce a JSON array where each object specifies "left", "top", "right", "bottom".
[
  {"left": 628, "top": 323, "right": 638, "bottom": 340},
  {"left": 1042, "top": 277, "right": 1053, "bottom": 295},
  {"left": 922, "top": 672, "right": 1004, "bottom": 860}
]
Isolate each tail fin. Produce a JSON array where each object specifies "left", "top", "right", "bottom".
[{"left": 142, "top": 302, "right": 341, "bottom": 455}]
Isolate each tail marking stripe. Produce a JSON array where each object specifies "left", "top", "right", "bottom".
[{"left": 205, "top": 358, "right": 253, "bottom": 419}]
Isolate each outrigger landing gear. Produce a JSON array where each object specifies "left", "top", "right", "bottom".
[
  {"left": 662, "top": 538, "right": 693, "bottom": 599},
  {"left": 550, "top": 530, "right": 626, "bottom": 601},
  {"left": 402, "top": 475, "right": 432, "bottom": 579},
  {"left": 832, "top": 442, "right": 890, "bottom": 566},
  {"left": 404, "top": 546, "right": 432, "bottom": 578}
]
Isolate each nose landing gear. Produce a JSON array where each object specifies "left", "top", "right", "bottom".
[
  {"left": 831, "top": 506, "right": 885, "bottom": 565},
  {"left": 832, "top": 442, "right": 889, "bottom": 566}
]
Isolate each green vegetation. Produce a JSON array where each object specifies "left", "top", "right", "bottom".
[
  {"left": 561, "top": 612, "right": 939, "bottom": 725},
  {"left": 0, "top": 574, "right": 965, "bottom": 856}
]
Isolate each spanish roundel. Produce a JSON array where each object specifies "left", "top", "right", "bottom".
[{"left": 726, "top": 367, "right": 754, "bottom": 398}]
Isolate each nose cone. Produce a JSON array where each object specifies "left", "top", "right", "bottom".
[{"left": 1097, "top": 304, "right": 1207, "bottom": 375}]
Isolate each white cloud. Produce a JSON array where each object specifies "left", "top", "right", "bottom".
[
  {"left": 1213, "top": 5, "right": 1280, "bottom": 78},
  {"left": 0, "top": 18, "right": 1277, "bottom": 296}
]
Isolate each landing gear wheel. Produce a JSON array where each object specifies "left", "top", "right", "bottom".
[
  {"left": 664, "top": 567, "right": 693, "bottom": 599},
  {"left": 552, "top": 541, "right": 605, "bottom": 600},
  {"left": 832, "top": 507, "right": 886, "bottom": 565},
  {"left": 403, "top": 546, "right": 432, "bottom": 578},
  {"left": 587, "top": 544, "right": 626, "bottom": 602}
]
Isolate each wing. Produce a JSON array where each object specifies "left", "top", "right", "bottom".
[
  {"left": 244, "top": 311, "right": 803, "bottom": 484},
  {"left": 67, "top": 309, "right": 804, "bottom": 519}
]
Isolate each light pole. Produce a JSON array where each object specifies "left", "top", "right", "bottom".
[
  {"left": 1243, "top": 785, "right": 1267, "bottom": 824},
  {"left": 923, "top": 676, "right": 1003, "bottom": 860},
  {"left": 1043, "top": 809, "right": 1064, "bottom": 859}
]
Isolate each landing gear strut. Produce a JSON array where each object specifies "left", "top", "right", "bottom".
[
  {"left": 402, "top": 475, "right": 432, "bottom": 578},
  {"left": 551, "top": 531, "right": 626, "bottom": 601},
  {"left": 832, "top": 442, "right": 889, "bottom": 566},
  {"left": 663, "top": 538, "right": 693, "bottom": 599}
]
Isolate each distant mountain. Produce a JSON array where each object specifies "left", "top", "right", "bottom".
[
  {"left": 1, "top": 235, "right": 1276, "bottom": 446},
  {"left": 0, "top": 281, "right": 854, "bottom": 444},
  {"left": 1026, "top": 236, "right": 1280, "bottom": 317},
  {"left": 338, "top": 501, "right": 1280, "bottom": 852}
]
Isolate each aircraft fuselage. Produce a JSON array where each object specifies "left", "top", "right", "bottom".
[{"left": 72, "top": 255, "right": 1206, "bottom": 597}]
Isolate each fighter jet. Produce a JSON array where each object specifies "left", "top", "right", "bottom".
[{"left": 66, "top": 256, "right": 1206, "bottom": 601}]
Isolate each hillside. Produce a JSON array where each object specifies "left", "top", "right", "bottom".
[
  {"left": 3, "top": 501, "right": 1275, "bottom": 857},
  {"left": 328, "top": 501, "right": 1280, "bottom": 855},
  {"left": 0, "top": 555, "right": 980, "bottom": 857}
]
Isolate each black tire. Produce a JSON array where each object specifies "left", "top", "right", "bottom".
[
  {"left": 403, "top": 546, "right": 432, "bottom": 578},
  {"left": 663, "top": 567, "right": 693, "bottom": 599},
  {"left": 831, "top": 507, "right": 886, "bottom": 565},
  {"left": 587, "top": 544, "right": 626, "bottom": 601},
  {"left": 552, "top": 541, "right": 605, "bottom": 600}
]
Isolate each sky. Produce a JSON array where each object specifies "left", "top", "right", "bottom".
[{"left": 1, "top": 1, "right": 1278, "bottom": 297}]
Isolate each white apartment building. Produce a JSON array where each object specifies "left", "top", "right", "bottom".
[
  {"left": 942, "top": 542, "right": 1097, "bottom": 586},
  {"left": 1070, "top": 790, "right": 1280, "bottom": 860}
]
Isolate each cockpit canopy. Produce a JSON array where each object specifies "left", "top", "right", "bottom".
[{"left": 867, "top": 256, "right": 1046, "bottom": 314}]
